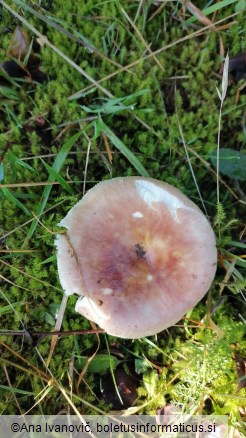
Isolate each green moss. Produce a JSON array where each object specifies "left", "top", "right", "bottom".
[{"left": 0, "top": 0, "right": 245, "bottom": 422}]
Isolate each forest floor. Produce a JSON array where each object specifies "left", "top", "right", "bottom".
[{"left": 0, "top": 0, "right": 245, "bottom": 433}]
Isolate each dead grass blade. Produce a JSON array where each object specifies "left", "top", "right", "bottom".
[
  {"left": 219, "top": 258, "right": 237, "bottom": 296},
  {"left": 23, "top": 385, "right": 53, "bottom": 415},
  {"left": 46, "top": 294, "right": 68, "bottom": 367},
  {"left": 2, "top": 364, "right": 23, "bottom": 414},
  {"left": 11, "top": 0, "right": 133, "bottom": 75},
  {"left": 176, "top": 107, "right": 208, "bottom": 218},
  {"left": 0, "top": 249, "right": 38, "bottom": 253},
  {"left": 184, "top": 146, "right": 242, "bottom": 203},
  {"left": 0, "top": 259, "right": 62, "bottom": 292},
  {"left": 216, "top": 53, "right": 229, "bottom": 240},
  {"left": 0, "top": 274, "right": 34, "bottom": 292},
  {"left": 0, "top": 341, "right": 49, "bottom": 381},
  {"left": 76, "top": 322, "right": 100, "bottom": 393},
  {"left": 182, "top": 0, "right": 216, "bottom": 28},
  {"left": 119, "top": 4, "right": 165, "bottom": 72},
  {"left": 70, "top": 12, "right": 239, "bottom": 100},
  {"left": 0, "top": 199, "right": 66, "bottom": 240},
  {"left": 82, "top": 131, "right": 92, "bottom": 196},
  {"left": 184, "top": 0, "right": 239, "bottom": 27},
  {"left": 101, "top": 131, "right": 113, "bottom": 164}
]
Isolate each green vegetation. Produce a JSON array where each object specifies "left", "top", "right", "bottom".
[{"left": 0, "top": 0, "right": 245, "bottom": 432}]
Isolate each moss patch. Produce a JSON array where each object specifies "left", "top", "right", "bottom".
[{"left": 0, "top": 0, "right": 245, "bottom": 424}]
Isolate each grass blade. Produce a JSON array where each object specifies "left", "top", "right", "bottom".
[
  {"left": 184, "top": 0, "right": 238, "bottom": 26},
  {"left": 23, "top": 130, "right": 83, "bottom": 246},
  {"left": 41, "top": 159, "right": 73, "bottom": 195},
  {"left": 1, "top": 187, "right": 30, "bottom": 216},
  {"left": 0, "top": 301, "right": 23, "bottom": 315},
  {"left": 0, "top": 385, "right": 34, "bottom": 396},
  {"left": 95, "top": 118, "right": 149, "bottom": 177}
]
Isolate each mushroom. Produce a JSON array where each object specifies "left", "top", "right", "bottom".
[{"left": 56, "top": 177, "right": 217, "bottom": 339}]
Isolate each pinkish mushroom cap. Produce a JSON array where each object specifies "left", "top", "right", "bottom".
[{"left": 55, "top": 177, "right": 217, "bottom": 339}]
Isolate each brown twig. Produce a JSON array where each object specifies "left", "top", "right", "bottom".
[{"left": 0, "top": 328, "right": 105, "bottom": 342}]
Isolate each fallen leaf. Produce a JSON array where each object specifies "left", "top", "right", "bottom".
[
  {"left": 0, "top": 26, "right": 48, "bottom": 85},
  {"left": 101, "top": 369, "right": 138, "bottom": 409},
  {"left": 7, "top": 25, "right": 30, "bottom": 60}
]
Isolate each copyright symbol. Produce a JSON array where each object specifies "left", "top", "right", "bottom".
[{"left": 11, "top": 423, "right": 20, "bottom": 432}]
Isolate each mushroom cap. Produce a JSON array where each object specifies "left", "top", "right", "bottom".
[{"left": 56, "top": 177, "right": 217, "bottom": 339}]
